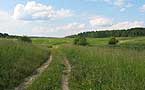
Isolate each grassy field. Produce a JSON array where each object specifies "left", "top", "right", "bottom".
[
  {"left": 27, "top": 48, "right": 64, "bottom": 90},
  {"left": 61, "top": 45, "right": 145, "bottom": 90},
  {"left": 32, "top": 38, "right": 73, "bottom": 46},
  {"left": 31, "top": 37, "right": 145, "bottom": 90},
  {"left": 1, "top": 36, "right": 145, "bottom": 90},
  {"left": 0, "top": 39, "right": 49, "bottom": 90},
  {"left": 32, "top": 36, "right": 145, "bottom": 47}
]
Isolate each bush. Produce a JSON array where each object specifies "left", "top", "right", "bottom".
[
  {"left": 74, "top": 37, "right": 88, "bottom": 46},
  {"left": 108, "top": 37, "right": 119, "bottom": 45},
  {"left": 18, "top": 36, "right": 32, "bottom": 43}
]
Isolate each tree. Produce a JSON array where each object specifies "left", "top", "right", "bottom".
[
  {"left": 18, "top": 36, "right": 32, "bottom": 43},
  {"left": 67, "top": 27, "right": 145, "bottom": 38},
  {"left": 3, "top": 33, "right": 9, "bottom": 38},
  {"left": 74, "top": 37, "right": 88, "bottom": 46},
  {"left": 108, "top": 37, "right": 119, "bottom": 45}
]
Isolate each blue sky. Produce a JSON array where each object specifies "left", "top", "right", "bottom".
[{"left": 0, "top": 0, "right": 145, "bottom": 37}]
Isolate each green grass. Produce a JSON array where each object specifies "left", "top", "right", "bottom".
[
  {"left": 32, "top": 36, "right": 145, "bottom": 47},
  {"left": 1, "top": 36, "right": 145, "bottom": 90},
  {"left": 61, "top": 45, "right": 145, "bottom": 90},
  {"left": 119, "top": 37, "right": 145, "bottom": 46},
  {"left": 26, "top": 48, "right": 64, "bottom": 90},
  {"left": 0, "top": 39, "right": 49, "bottom": 90},
  {"left": 32, "top": 38, "right": 73, "bottom": 46},
  {"left": 87, "top": 38, "right": 110, "bottom": 46}
]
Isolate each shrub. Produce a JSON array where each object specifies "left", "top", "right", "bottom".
[
  {"left": 74, "top": 37, "right": 88, "bottom": 46},
  {"left": 108, "top": 37, "right": 119, "bottom": 45},
  {"left": 74, "top": 37, "right": 80, "bottom": 45},
  {"left": 47, "top": 45, "right": 53, "bottom": 48},
  {"left": 18, "top": 36, "right": 32, "bottom": 43}
]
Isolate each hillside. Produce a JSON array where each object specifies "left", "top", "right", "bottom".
[{"left": 67, "top": 27, "right": 145, "bottom": 38}]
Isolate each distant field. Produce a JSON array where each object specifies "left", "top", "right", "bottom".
[
  {"left": 32, "top": 36, "right": 145, "bottom": 47},
  {"left": 32, "top": 38, "right": 73, "bottom": 46},
  {"left": 119, "top": 37, "right": 145, "bottom": 46}
]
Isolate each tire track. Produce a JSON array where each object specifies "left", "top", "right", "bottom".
[
  {"left": 15, "top": 55, "right": 53, "bottom": 90},
  {"left": 62, "top": 58, "right": 71, "bottom": 90}
]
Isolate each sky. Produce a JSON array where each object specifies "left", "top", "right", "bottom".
[{"left": 0, "top": 0, "right": 145, "bottom": 37}]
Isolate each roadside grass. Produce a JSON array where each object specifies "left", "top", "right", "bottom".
[
  {"left": 61, "top": 45, "right": 145, "bottom": 90},
  {"left": 26, "top": 48, "right": 64, "bottom": 90},
  {"left": 0, "top": 39, "right": 49, "bottom": 90}
]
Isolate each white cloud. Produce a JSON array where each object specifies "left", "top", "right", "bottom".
[
  {"left": 90, "top": 21, "right": 145, "bottom": 31},
  {"left": 85, "top": 0, "right": 133, "bottom": 12},
  {"left": 0, "top": 10, "right": 85, "bottom": 37},
  {"left": 13, "top": 1, "right": 73, "bottom": 21},
  {"left": 114, "top": 0, "right": 125, "bottom": 7},
  {"left": 0, "top": 11, "right": 144, "bottom": 37},
  {"left": 31, "top": 23, "right": 86, "bottom": 37},
  {"left": 109, "top": 21, "right": 145, "bottom": 30},
  {"left": 89, "top": 16, "right": 112, "bottom": 27},
  {"left": 140, "top": 4, "right": 145, "bottom": 12},
  {"left": 104, "top": 0, "right": 133, "bottom": 12},
  {"left": 56, "top": 23, "right": 85, "bottom": 30},
  {"left": 0, "top": 11, "right": 27, "bottom": 34}
]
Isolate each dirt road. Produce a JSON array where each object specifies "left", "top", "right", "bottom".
[
  {"left": 15, "top": 55, "right": 53, "bottom": 90},
  {"left": 62, "top": 58, "right": 71, "bottom": 90}
]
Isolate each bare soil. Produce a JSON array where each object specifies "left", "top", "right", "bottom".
[{"left": 62, "top": 58, "right": 71, "bottom": 90}]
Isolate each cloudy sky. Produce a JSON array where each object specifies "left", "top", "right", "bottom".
[{"left": 0, "top": 0, "right": 145, "bottom": 37}]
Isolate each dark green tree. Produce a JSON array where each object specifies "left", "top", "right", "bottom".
[
  {"left": 67, "top": 27, "right": 145, "bottom": 38},
  {"left": 18, "top": 36, "right": 32, "bottom": 43},
  {"left": 74, "top": 37, "right": 88, "bottom": 46}
]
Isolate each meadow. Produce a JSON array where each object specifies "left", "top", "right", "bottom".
[
  {"left": 61, "top": 45, "right": 145, "bottom": 90},
  {"left": 30, "top": 37, "right": 145, "bottom": 90},
  {"left": 1, "top": 36, "right": 145, "bottom": 90},
  {"left": 27, "top": 48, "right": 64, "bottom": 90},
  {"left": 0, "top": 39, "right": 49, "bottom": 90},
  {"left": 32, "top": 36, "right": 145, "bottom": 47}
]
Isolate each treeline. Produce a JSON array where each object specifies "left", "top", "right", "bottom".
[
  {"left": 67, "top": 27, "right": 145, "bottom": 38},
  {"left": 0, "top": 33, "right": 20, "bottom": 38}
]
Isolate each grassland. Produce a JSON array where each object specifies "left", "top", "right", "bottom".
[
  {"left": 32, "top": 36, "right": 145, "bottom": 47},
  {"left": 32, "top": 38, "right": 73, "bottom": 46},
  {"left": 31, "top": 36, "right": 145, "bottom": 90},
  {"left": 27, "top": 48, "right": 64, "bottom": 90},
  {"left": 0, "top": 39, "right": 49, "bottom": 90},
  {"left": 61, "top": 45, "right": 145, "bottom": 90},
  {"left": 1, "top": 36, "right": 145, "bottom": 90}
]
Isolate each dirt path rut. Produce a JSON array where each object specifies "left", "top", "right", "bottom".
[
  {"left": 62, "top": 58, "right": 71, "bottom": 90},
  {"left": 15, "top": 55, "right": 52, "bottom": 90}
]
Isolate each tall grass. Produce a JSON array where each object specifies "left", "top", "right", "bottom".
[
  {"left": 0, "top": 40, "right": 49, "bottom": 90},
  {"left": 61, "top": 45, "right": 145, "bottom": 90},
  {"left": 27, "top": 48, "right": 64, "bottom": 90}
]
